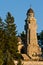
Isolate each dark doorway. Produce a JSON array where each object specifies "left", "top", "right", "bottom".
[{"left": 21, "top": 46, "right": 26, "bottom": 54}]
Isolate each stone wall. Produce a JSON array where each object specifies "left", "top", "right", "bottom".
[{"left": 22, "top": 61, "right": 43, "bottom": 65}]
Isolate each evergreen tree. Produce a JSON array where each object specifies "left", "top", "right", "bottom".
[
  {"left": 40, "top": 30, "right": 43, "bottom": 55},
  {"left": 0, "top": 18, "right": 5, "bottom": 65},
  {"left": 2, "top": 12, "right": 18, "bottom": 65},
  {"left": 20, "top": 31, "right": 26, "bottom": 45},
  {"left": 40, "top": 30, "right": 43, "bottom": 41},
  {"left": 0, "top": 13, "right": 22, "bottom": 65}
]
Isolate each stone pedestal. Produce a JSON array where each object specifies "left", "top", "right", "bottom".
[{"left": 27, "top": 44, "right": 41, "bottom": 60}]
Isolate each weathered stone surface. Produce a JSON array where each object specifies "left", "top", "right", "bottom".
[
  {"left": 14, "top": 60, "right": 43, "bottom": 65},
  {"left": 25, "top": 8, "right": 41, "bottom": 59},
  {"left": 21, "top": 54, "right": 30, "bottom": 60},
  {"left": 22, "top": 61, "right": 43, "bottom": 65}
]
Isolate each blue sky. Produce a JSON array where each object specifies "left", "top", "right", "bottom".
[{"left": 0, "top": 0, "right": 43, "bottom": 34}]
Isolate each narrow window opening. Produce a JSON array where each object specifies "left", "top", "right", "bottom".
[{"left": 29, "top": 29, "right": 30, "bottom": 44}]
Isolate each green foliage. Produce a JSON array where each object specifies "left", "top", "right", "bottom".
[
  {"left": 3, "top": 57, "right": 15, "bottom": 65},
  {"left": 0, "top": 18, "right": 4, "bottom": 65},
  {"left": 40, "top": 30, "right": 43, "bottom": 40},
  {"left": 0, "top": 12, "right": 22, "bottom": 65},
  {"left": 20, "top": 31, "right": 26, "bottom": 44},
  {"left": 0, "top": 12, "right": 20, "bottom": 65},
  {"left": 5, "top": 12, "right": 18, "bottom": 57},
  {"left": 40, "top": 30, "right": 43, "bottom": 54},
  {"left": 0, "top": 50, "right": 3, "bottom": 65},
  {"left": 37, "top": 33, "right": 40, "bottom": 40},
  {"left": 20, "top": 31, "right": 26, "bottom": 53}
]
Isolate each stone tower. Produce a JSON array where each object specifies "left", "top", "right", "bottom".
[{"left": 25, "top": 8, "right": 41, "bottom": 60}]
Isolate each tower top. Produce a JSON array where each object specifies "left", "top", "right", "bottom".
[{"left": 27, "top": 8, "right": 34, "bottom": 15}]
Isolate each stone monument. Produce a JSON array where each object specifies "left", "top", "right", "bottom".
[{"left": 25, "top": 8, "right": 41, "bottom": 60}]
